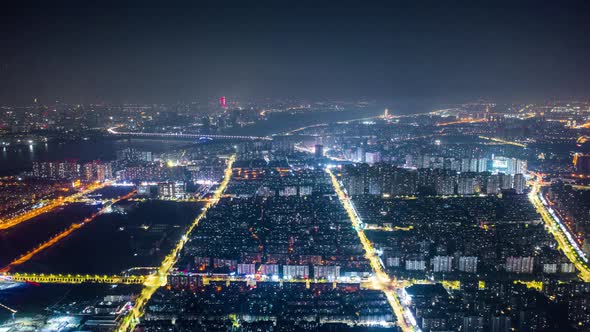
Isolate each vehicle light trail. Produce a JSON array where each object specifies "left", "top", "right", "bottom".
[
  {"left": 436, "top": 118, "right": 487, "bottom": 126},
  {"left": 0, "top": 190, "right": 136, "bottom": 273},
  {"left": 0, "top": 302, "right": 17, "bottom": 314},
  {"left": 327, "top": 168, "right": 414, "bottom": 332},
  {"left": 1, "top": 273, "right": 145, "bottom": 284},
  {"left": 117, "top": 155, "right": 235, "bottom": 332},
  {"left": 108, "top": 126, "right": 271, "bottom": 141},
  {"left": 577, "top": 135, "right": 589, "bottom": 145},
  {"left": 528, "top": 173, "right": 590, "bottom": 282},
  {"left": 0, "top": 182, "right": 109, "bottom": 231},
  {"left": 281, "top": 114, "right": 385, "bottom": 136},
  {"left": 478, "top": 136, "right": 527, "bottom": 148}
]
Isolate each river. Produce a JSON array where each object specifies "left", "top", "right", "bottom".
[{"left": 1, "top": 109, "right": 373, "bottom": 176}]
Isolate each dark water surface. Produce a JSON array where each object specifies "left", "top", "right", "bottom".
[{"left": 0, "top": 108, "right": 386, "bottom": 176}]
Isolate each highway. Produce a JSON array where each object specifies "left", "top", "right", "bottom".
[
  {"left": 283, "top": 123, "right": 329, "bottom": 136},
  {"left": 0, "top": 269, "right": 547, "bottom": 300},
  {"left": 478, "top": 136, "right": 528, "bottom": 148},
  {"left": 108, "top": 126, "right": 271, "bottom": 141},
  {"left": 281, "top": 113, "right": 385, "bottom": 136},
  {"left": 116, "top": 155, "right": 236, "bottom": 332},
  {"left": 1, "top": 273, "right": 145, "bottom": 285},
  {"left": 0, "top": 302, "right": 17, "bottom": 315},
  {"left": 528, "top": 173, "right": 590, "bottom": 282},
  {"left": 327, "top": 168, "right": 415, "bottom": 332},
  {"left": 436, "top": 118, "right": 487, "bottom": 126},
  {"left": 0, "top": 272, "right": 372, "bottom": 287}
]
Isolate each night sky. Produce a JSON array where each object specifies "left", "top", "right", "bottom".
[{"left": 1, "top": 1, "right": 590, "bottom": 104}]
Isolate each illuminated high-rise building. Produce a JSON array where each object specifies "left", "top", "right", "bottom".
[
  {"left": 477, "top": 158, "right": 488, "bottom": 172},
  {"left": 365, "top": 152, "right": 381, "bottom": 165},
  {"left": 469, "top": 158, "right": 478, "bottom": 172},
  {"left": 158, "top": 181, "right": 186, "bottom": 199},
  {"left": 461, "top": 158, "right": 471, "bottom": 172},
  {"left": 486, "top": 174, "right": 500, "bottom": 194},
  {"left": 514, "top": 173, "right": 526, "bottom": 194},
  {"left": 82, "top": 160, "right": 113, "bottom": 182},
  {"left": 458, "top": 176, "right": 476, "bottom": 195},
  {"left": 356, "top": 146, "right": 366, "bottom": 163},
  {"left": 33, "top": 160, "right": 81, "bottom": 180},
  {"left": 499, "top": 173, "right": 513, "bottom": 190},
  {"left": 432, "top": 256, "right": 453, "bottom": 272}
]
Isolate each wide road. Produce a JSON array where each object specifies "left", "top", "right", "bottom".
[
  {"left": 116, "top": 155, "right": 236, "bottom": 332},
  {"left": 478, "top": 136, "right": 527, "bottom": 148},
  {"left": 528, "top": 173, "right": 590, "bottom": 281},
  {"left": 327, "top": 168, "right": 415, "bottom": 332},
  {"left": 108, "top": 126, "right": 271, "bottom": 141}
]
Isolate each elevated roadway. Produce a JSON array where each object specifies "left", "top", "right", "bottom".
[
  {"left": 1, "top": 273, "right": 145, "bottom": 284},
  {"left": 108, "top": 127, "right": 271, "bottom": 141}
]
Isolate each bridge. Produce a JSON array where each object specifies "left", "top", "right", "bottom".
[
  {"left": 107, "top": 127, "right": 271, "bottom": 141},
  {"left": 478, "top": 136, "right": 527, "bottom": 148},
  {"left": 2, "top": 273, "right": 146, "bottom": 285},
  {"left": 0, "top": 272, "right": 376, "bottom": 287},
  {"left": 0, "top": 272, "right": 382, "bottom": 289},
  {"left": 0, "top": 271, "right": 545, "bottom": 294}
]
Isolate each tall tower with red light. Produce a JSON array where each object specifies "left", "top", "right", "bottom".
[{"left": 219, "top": 96, "right": 227, "bottom": 109}]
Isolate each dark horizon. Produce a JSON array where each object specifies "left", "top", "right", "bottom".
[{"left": 1, "top": 0, "right": 590, "bottom": 104}]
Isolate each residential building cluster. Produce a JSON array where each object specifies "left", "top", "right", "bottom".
[
  {"left": 351, "top": 194, "right": 572, "bottom": 279},
  {"left": 341, "top": 163, "right": 527, "bottom": 196},
  {"left": 152, "top": 161, "right": 372, "bottom": 280},
  {"left": 141, "top": 282, "right": 395, "bottom": 331},
  {"left": 182, "top": 193, "right": 372, "bottom": 277},
  {"left": 399, "top": 282, "right": 570, "bottom": 331},
  {"left": 32, "top": 159, "right": 113, "bottom": 182}
]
